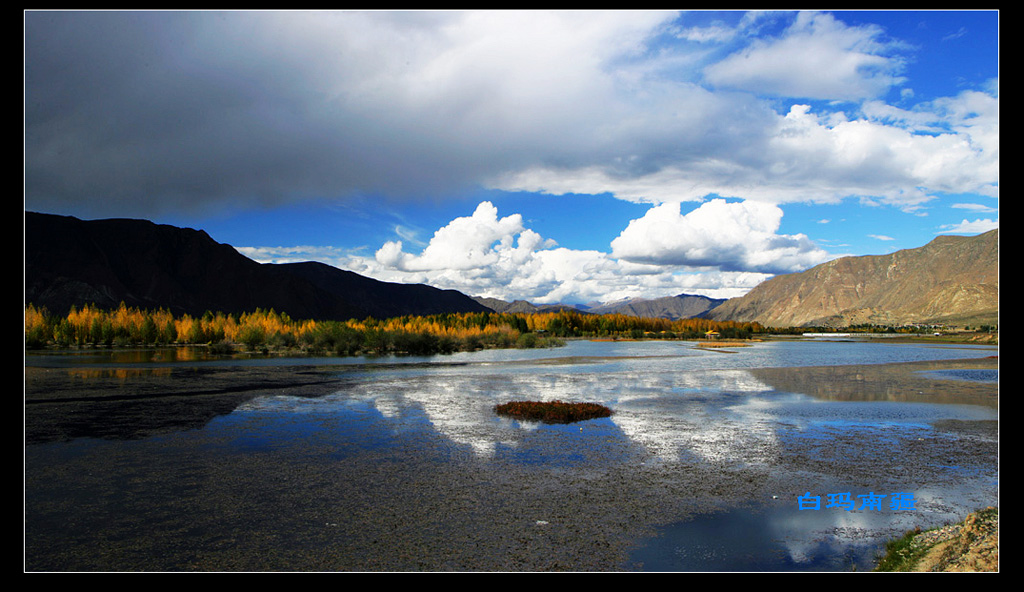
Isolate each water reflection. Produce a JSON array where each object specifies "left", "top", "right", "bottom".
[
  {"left": 66, "top": 366, "right": 174, "bottom": 381},
  {"left": 25, "top": 339, "right": 998, "bottom": 572},
  {"left": 28, "top": 340, "right": 997, "bottom": 459},
  {"left": 228, "top": 351, "right": 997, "bottom": 472},
  {"left": 917, "top": 368, "right": 998, "bottom": 383},
  {"left": 632, "top": 498, "right": 931, "bottom": 572},
  {"left": 749, "top": 362, "right": 998, "bottom": 407},
  {"left": 26, "top": 346, "right": 223, "bottom": 367}
]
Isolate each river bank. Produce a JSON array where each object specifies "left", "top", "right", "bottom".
[{"left": 875, "top": 507, "right": 998, "bottom": 572}]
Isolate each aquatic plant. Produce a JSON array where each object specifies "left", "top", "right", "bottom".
[{"left": 494, "top": 400, "right": 612, "bottom": 424}]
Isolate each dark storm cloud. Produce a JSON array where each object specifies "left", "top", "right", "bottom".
[
  {"left": 24, "top": 11, "right": 509, "bottom": 218},
  {"left": 29, "top": 11, "right": 754, "bottom": 219}
]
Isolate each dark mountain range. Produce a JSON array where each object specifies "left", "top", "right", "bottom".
[
  {"left": 706, "top": 229, "right": 998, "bottom": 328},
  {"left": 24, "top": 212, "right": 491, "bottom": 321}
]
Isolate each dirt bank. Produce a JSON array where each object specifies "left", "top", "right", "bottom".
[{"left": 876, "top": 507, "right": 998, "bottom": 572}]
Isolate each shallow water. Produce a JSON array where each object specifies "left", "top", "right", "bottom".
[{"left": 24, "top": 339, "right": 998, "bottom": 572}]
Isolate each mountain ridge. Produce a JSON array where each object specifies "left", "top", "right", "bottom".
[
  {"left": 705, "top": 229, "right": 998, "bottom": 328},
  {"left": 25, "top": 211, "right": 491, "bottom": 321}
]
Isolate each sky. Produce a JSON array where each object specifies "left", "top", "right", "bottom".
[{"left": 24, "top": 10, "right": 999, "bottom": 305}]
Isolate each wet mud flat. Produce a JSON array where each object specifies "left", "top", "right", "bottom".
[{"left": 24, "top": 355, "right": 997, "bottom": 571}]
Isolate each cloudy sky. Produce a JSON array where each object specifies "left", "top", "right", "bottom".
[{"left": 25, "top": 10, "right": 999, "bottom": 304}]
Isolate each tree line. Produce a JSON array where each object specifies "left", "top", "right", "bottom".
[{"left": 24, "top": 302, "right": 765, "bottom": 356}]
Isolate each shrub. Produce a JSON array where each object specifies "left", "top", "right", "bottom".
[
  {"left": 208, "top": 341, "right": 235, "bottom": 355},
  {"left": 237, "top": 325, "right": 266, "bottom": 351},
  {"left": 516, "top": 332, "right": 539, "bottom": 348}
]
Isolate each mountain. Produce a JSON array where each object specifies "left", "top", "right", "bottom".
[
  {"left": 586, "top": 294, "right": 726, "bottom": 320},
  {"left": 705, "top": 230, "right": 998, "bottom": 328},
  {"left": 276, "top": 261, "right": 492, "bottom": 318},
  {"left": 471, "top": 297, "right": 586, "bottom": 315},
  {"left": 24, "top": 212, "right": 491, "bottom": 320},
  {"left": 472, "top": 293, "right": 725, "bottom": 320}
]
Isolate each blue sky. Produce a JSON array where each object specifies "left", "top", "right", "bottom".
[{"left": 25, "top": 10, "right": 998, "bottom": 304}]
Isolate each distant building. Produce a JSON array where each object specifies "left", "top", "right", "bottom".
[{"left": 705, "top": 330, "right": 719, "bottom": 339}]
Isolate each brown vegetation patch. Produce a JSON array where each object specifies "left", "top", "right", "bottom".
[{"left": 494, "top": 400, "right": 613, "bottom": 424}]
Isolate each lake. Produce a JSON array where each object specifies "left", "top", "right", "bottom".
[{"left": 24, "top": 338, "right": 998, "bottom": 571}]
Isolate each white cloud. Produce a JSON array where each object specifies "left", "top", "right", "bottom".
[
  {"left": 703, "top": 11, "right": 907, "bottom": 101},
  {"left": 676, "top": 23, "right": 736, "bottom": 44},
  {"left": 318, "top": 200, "right": 809, "bottom": 303},
  {"left": 937, "top": 219, "right": 998, "bottom": 235},
  {"left": 367, "top": 202, "right": 654, "bottom": 303},
  {"left": 236, "top": 245, "right": 355, "bottom": 264},
  {"left": 492, "top": 95, "right": 997, "bottom": 212},
  {"left": 486, "top": 13, "right": 996, "bottom": 212},
  {"left": 375, "top": 202, "right": 535, "bottom": 272},
  {"left": 610, "top": 199, "right": 830, "bottom": 273},
  {"left": 952, "top": 202, "right": 997, "bottom": 213},
  {"left": 858, "top": 89, "right": 999, "bottom": 199}
]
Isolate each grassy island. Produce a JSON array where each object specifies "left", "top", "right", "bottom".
[{"left": 494, "top": 400, "right": 613, "bottom": 424}]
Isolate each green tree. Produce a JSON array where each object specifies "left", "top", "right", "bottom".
[
  {"left": 141, "top": 315, "right": 158, "bottom": 344},
  {"left": 187, "top": 319, "right": 207, "bottom": 344},
  {"left": 237, "top": 325, "right": 266, "bottom": 351}
]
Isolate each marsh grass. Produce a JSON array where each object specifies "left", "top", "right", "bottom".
[{"left": 873, "top": 527, "right": 927, "bottom": 572}]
